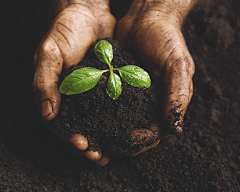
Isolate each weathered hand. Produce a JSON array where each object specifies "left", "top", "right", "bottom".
[
  {"left": 115, "top": 0, "right": 197, "bottom": 155},
  {"left": 32, "top": 0, "right": 116, "bottom": 166}
]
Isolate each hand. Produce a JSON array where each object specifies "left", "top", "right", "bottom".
[
  {"left": 32, "top": 0, "right": 116, "bottom": 166},
  {"left": 115, "top": 0, "right": 197, "bottom": 155}
]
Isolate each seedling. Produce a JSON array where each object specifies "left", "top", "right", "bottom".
[{"left": 59, "top": 40, "right": 151, "bottom": 100}]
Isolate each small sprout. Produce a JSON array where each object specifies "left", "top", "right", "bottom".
[{"left": 59, "top": 40, "right": 151, "bottom": 100}]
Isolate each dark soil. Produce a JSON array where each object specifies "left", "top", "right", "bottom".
[
  {"left": 51, "top": 38, "right": 164, "bottom": 155},
  {"left": 1, "top": 0, "right": 240, "bottom": 191}
]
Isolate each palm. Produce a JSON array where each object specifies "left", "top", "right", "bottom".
[{"left": 36, "top": 6, "right": 115, "bottom": 69}]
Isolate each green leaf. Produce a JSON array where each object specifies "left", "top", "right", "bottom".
[
  {"left": 106, "top": 72, "right": 122, "bottom": 100},
  {"left": 59, "top": 67, "right": 106, "bottom": 95},
  {"left": 94, "top": 40, "right": 113, "bottom": 65},
  {"left": 117, "top": 65, "right": 151, "bottom": 88}
]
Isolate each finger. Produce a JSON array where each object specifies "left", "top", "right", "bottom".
[
  {"left": 127, "top": 125, "right": 163, "bottom": 156},
  {"left": 163, "top": 37, "right": 195, "bottom": 134},
  {"left": 132, "top": 125, "right": 169, "bottom": 156},
  {"left": 44, "top": 115, "right": 101, "bottom": 161},
  {"left": 56, "top": 133, "right": 89, "bottom": 151},
  {"left": 32, "top": 38, "right": 63, "bottom": 121},
  {"left": 94, "top": 155, "right": 110, "bottom": 166},
  {"left": 43, "top": 121, "right": 88, "bottom": 151},
  {"left": 60, "top": 134, "right": 89, "bottom": 151},
  {"left": 68, "top": 134, "right": 88, "bottom": 151},
  {"left": 130, "top": 128, "right": 160, "bottom": 156},
  {"left": 132, "top": 140, "right": 160, "bottom": 156},
  {"left": 84, "top": 150, "right": 102, "bottom": 161}
]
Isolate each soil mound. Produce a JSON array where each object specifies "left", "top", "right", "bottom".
[{"left": 51, "top": 39, "right": 164, "bottom": 155}]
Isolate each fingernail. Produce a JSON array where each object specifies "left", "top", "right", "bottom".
[{"left": 41, "top": 100, "right": 53, "bottom": 118}]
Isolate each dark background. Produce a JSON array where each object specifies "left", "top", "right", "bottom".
[{"left": 0, "top": 0, "right": 240, "bottom": 191}]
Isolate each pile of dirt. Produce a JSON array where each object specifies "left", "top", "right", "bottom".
[{"left": 51, "top": 38, "right": 164, "bottom": 155}]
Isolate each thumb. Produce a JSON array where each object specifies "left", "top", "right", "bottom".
[
  {"left": 162, "top": 32, "right": 194, "bottom": 134},
  {"left": 132, "top": 22, "right": 195, "bottom": 134},
  {"left": 32, "top": 39, "right": 63, "bottom": 121}
]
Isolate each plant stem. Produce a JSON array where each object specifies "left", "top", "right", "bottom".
[
  {"left": 109, "top": 64, "right": 113, "bottom": 73},
  {"left": 102, "top": 69, "right": 110, "bottom": 73}
]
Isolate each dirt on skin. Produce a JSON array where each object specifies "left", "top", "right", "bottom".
[{"left": 0, "top": 0, "right": 240, "bottom": 191}]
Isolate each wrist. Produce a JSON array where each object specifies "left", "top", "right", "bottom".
[
  {"left": 161, "top": 0, "right": 198, "bottom": 26},
  {"left": 130, "top": 0, "right": 198, "bottom": 27},
  {"left": 52, "top": 0, "right": 110, "bottom": 16}
]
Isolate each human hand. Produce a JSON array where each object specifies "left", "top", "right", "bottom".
[
  {"left": 115, "top": 0, "right": 198, "bottom": 155},
  {"left": 32, "top": 0, "right": 116, "bottom": 166}
]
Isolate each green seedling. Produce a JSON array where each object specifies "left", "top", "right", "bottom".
[{"left": 59, "top": 40, "right": 151, "bottom": 100}]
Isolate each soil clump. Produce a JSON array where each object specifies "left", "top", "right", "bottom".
[{"left": 51, "top": 39, "right": 165, "bottom": 155}]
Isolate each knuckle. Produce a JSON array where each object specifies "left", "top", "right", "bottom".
[
  {"left": 165, "top": 51, "right": 195, "bottom": 78},
  {"left": 35, "top": 39, "right": 63, "bottom": 72},
  {"left": 40, "top": 40, "right": 62, "bottom": 61},
  {"left": 41, "top": 40, "right": 53, "bottom": 53},
  {"left": 32, "top": 75, "right": 45, "bottom": 94}
]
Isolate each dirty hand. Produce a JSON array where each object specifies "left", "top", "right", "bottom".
[
  {"left": 32, "top": 0, "right": 116, "bottom": 166},
  {"left": 116, "top": 0, "right": 198, "bottom": 155}
]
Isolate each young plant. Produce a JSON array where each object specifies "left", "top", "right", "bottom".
[{"left": 59, "top": 40, "right": 151, "bottom": 100}]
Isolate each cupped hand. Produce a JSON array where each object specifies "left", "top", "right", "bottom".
[
  {"left": 32, "top": 1, "right": 116, "bottom": 166},
  {"left": 115, "top": 0, "right": 197, "bottom": 155}
]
